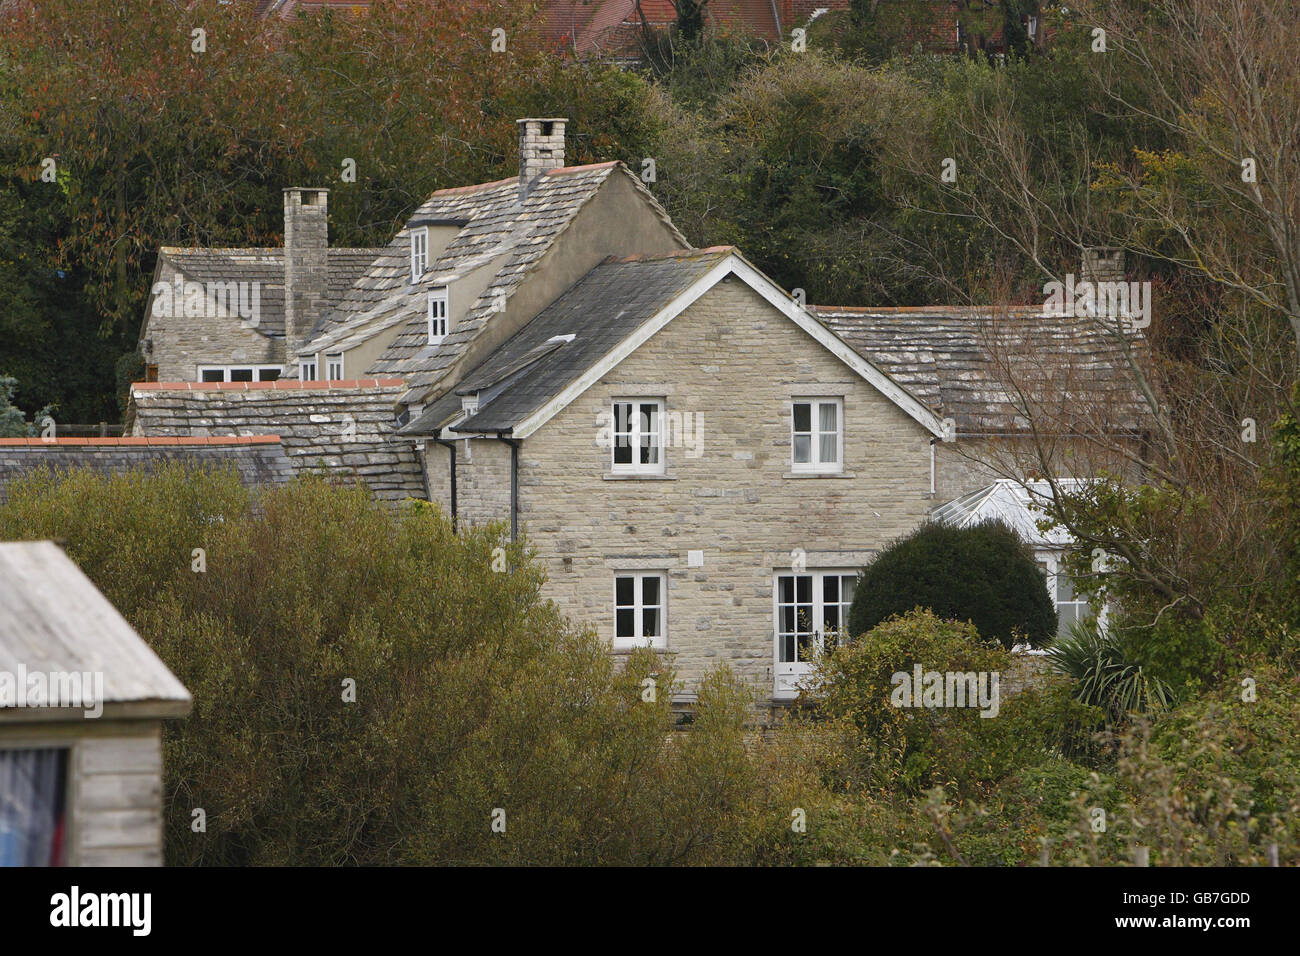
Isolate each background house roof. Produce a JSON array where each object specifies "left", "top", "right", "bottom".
[
  {"left": 312, "top": 161, "right": 685, "bottom": 405},
  {"left": 404, "top": 247, "right": 731, "bottom": 436},
  {"left": 0, "top": 436, "right": 295, "bottom": 504},
  {"left": 812, "top": 306, "right": 1152, "bottom": 435},
  {"left": 129, "top": 380, "right": 424, "bottom": 501},
  {"left": 156, "top": 247, "right": 382, "bottom": 339},
  {"left": 0, "top": 540, "right": 191, "bottom": 719}
]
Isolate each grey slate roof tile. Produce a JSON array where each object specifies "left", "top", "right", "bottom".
[
  {"left": 401, "top": 248, "right": 730, "bottom": 436},
  {"left": 159, "top": 246, "right": 385, "bottom": 338},
  {"left": 812, "top": 306, "right": 1152, "bottom": 435},
  {"left": 0, "top": 439, "right": 295, "bottom": 504},
  {"left": 129, "top": 382, "right": 425, "bottom": 501},
  {"left": 303, "top": 162, "right": 686, "bottom": 405}
]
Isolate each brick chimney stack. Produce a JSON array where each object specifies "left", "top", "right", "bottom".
[
  {"left": 517, "top": 118, "right": 567, "bottom": 202},
  {"left": 283, "top": 187, "right": 330, "bottom": 366}
]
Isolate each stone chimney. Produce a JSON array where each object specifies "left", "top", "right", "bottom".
[
  {"left": 517, "top": 118, "right": 567, "bottom": 202},
  {"left": 1081, "top": 246, "right": 1125, "bottom": 284},
  {"left": 283, "top": 187, "right": 330, "bottom": 365}
]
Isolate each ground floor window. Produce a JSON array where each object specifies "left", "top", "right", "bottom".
[
  {"left": 0, "top": 748, "right": 68, "bottom": 866},
  {"left": 614, "top": 572, "right": 666, "bottom": 649}
]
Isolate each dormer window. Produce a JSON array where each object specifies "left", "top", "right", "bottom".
[
  {"left": 410, "top": 227, "right": 428, "bottom": 283},
  {"left": 428, "top": 286, "right": 449, "bottom": 344}
]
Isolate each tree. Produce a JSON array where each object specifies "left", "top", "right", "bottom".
[{"left": 848, "top": 520, "right": 1058, "bottom": 649}]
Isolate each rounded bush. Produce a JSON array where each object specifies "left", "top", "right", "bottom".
[{"left": 848, "top": 519, "right": 1057, "bottom": 649}]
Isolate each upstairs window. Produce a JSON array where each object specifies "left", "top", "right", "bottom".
[
  {"left": 428, "top": 287, "right": 449, "bottom": 344},
  {"left": 791, "top": 398, "right": 842, "bottom": 473},
  {"left": 326, "top": 353, "right": 344, "bottom": 380},
  {"left": 300, "top": 357, "right": 317, "bottom": 381},
  {"left": 410, "top": 227, "right": 428, "bottom": 283},
  {"left": 614, "top": 572, "right": 666, "bottom": 649},
  {"left": 612, "top": 399, "right": 664, "bottom": 475}
]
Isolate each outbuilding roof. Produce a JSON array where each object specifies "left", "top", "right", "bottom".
[{"left": 0, "top": 541, "right": 191, "bottom": 720}]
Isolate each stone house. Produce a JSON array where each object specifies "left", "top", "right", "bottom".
[{"left": 127, "top": 116, "right": 1148, "bottom": 709}]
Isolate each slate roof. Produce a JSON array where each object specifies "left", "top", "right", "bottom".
[
  {"left": 0, "top": 437, "right": 295, "bottom": 504},
  {"left": 0, "top": 540, "right": 191, "bottom": 718},
  {"left": 130, "top": 380, "right": 425, "bottom": 502},
  {"left": 156, "top": 246, "right": 384, "bottom": 339},
  {"left": 312, "top": 162, "right": 685, "bottom": 406},
  {"left": 812, "top": 306, "right": 1152, "bottom": 435},
  {"left": 402, "top": 247, "right": 731, "bottom": 437}
]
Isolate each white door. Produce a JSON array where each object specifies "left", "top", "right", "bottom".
[{"left": 774, "top": 571, "right": 856, "bottom": 700}]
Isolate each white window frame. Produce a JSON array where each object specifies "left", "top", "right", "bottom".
[
  {"left": 773, "top": 569, "right": 857, "bottom": 699},
  {"left": 410, "top": 226, "right": 428, "bottom": 283},
  {"left": 613, "top": 572, "right": 667, "bottom": 650},
  {"left": 611, "top": 398, "right": 665, "bottom": 475},
  {"left": 299, "top": 355, "right": 318, "bottom": 381},
  {"left": 428, "top": 286, "right": 449, "bottom": 344},
  {"left": 790, "top": 397, "right": 843, "bottom": 473},
  {"left": 325, "top": 353, "right": 344, "bottom": 380},
  {"left": 1036, "top": 552, "right": 1092, "bottom": 638},
  {"left": 197, "top": 364, "right": 283, "bottom": 383}
]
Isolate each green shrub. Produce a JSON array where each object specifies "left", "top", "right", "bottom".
[
  {"left": 848, "top": 519, "right": 1058, "bottom": 649},
  {"left": 1046, "top": 619, "right": 1174, "bottom": 723}
]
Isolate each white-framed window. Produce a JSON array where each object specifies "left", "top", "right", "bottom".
[
  {"left": 299, "top": 356, "right": 318, "bottom": 381},
  {"left": 198, "top": 365, "right": 282, "bottom": 383},
  {"left": 611, "top": 399, "right": 665, "bottom": 474},
  {"left": 791, "top": 398, "right": 843, "bottom": 473},
  {"left": 410, "top": 226, "right": 428, "bottom": 283},
  {"left": 774, "top": 570, "right": 856, "bottom": 667},
  {"left": 1037, "top": 557, "right": 1090, "bottom": 637},
  {"left": 614, "top": 572, "right": 666, "bottom": 649},
  {"left": 428, "top": 286, "right": 449, "bottom": 344},
  {"left": 325, "top": 353, "right": 344, "bottom": 380}
]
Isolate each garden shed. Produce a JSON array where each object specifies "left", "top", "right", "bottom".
[{"left": 0, "top": 540, "right": 190, "bottom": 866}]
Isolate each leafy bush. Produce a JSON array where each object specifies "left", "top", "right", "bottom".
[
  {"left": 848, "top": 520, "right": 1058, "bottom": 649},
  {"left": 1046, "top": 619, "right": 1174, "bottom": 722},
  {"left": 0, "top": 466, "right": 797, "bottom": 865}
]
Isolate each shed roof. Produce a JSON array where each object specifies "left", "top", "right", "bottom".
[{"left": 0, "top": 541, "right": 191, "bottom": 721}]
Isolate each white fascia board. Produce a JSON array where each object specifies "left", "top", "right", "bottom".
[
  {"left": 511, "top": 252, "right": 947, "bottom": 440},
  {"left": 727, "top": 257, "right": 946, "bottom": 438}
]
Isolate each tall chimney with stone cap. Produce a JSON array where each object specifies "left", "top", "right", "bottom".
[
  {"left": 283, "top": 187, "right": 330, "bottom": 367},
  {"left": 517, "top": 118, "right": 567, "bottom": 202}
]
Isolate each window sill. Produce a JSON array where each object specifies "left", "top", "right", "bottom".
[
  {"left": 611, "top": 646, "right": 674, "bottom": 655},
  {"left": 604, "top": 473, "right": 677, "bottom": 481},
  {"left": 783, "top": 471, "right": 855, "bottom": 479}
]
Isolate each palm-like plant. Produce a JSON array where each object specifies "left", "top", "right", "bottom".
[{"left": 1046, "top": 619, "right": 1174, "bottom": 722}]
